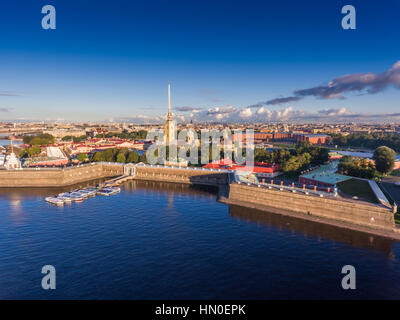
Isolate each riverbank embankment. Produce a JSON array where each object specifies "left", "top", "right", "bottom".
[{"left": 221, "top": 182, "right": 400, "bottom": 240}]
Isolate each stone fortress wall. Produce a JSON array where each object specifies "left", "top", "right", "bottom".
[{"left": 226, "top": 183, "right": 396, "bottom": 232}]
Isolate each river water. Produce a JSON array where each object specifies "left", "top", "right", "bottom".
[
  {"left": 0, "top": 139, "right": 22, "bottom": 147},
  {"left": 0, "top": 180, "right": 399, "bottom": 299}
]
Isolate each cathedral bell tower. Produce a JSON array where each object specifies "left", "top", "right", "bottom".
[{"left": 164, "top": 80, "right": 176, "bottom": 145}]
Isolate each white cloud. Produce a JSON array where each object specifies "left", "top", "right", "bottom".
[
  {"left": 317, "top": 107, "right": 352, "bottom": 117},
  {"left": 116, "top": 106, "right": 400, "bottom": 124},
  {"left": 239, "top": 108, "right": 252, "bottom": 118}
]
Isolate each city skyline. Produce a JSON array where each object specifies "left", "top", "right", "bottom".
[{"left": 1, "top": 0, "right": 400, "bottom": 123}]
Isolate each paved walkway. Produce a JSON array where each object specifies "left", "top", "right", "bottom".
[
  {"left": 368, "top": 180, "right": 391, "bottom": 208},
  {"left": 380, "top": 182, "right": 400, "bottom": 207}
]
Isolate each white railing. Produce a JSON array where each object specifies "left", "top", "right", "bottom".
[
  {"left": 235, "top": 180, "right": 336, "bottom": 199},
  {"left": 9, "top": 161, "right": 234, "bottom": 173},
  {"left": 128, "top": 163, "right": 233, "bottom": 173}
]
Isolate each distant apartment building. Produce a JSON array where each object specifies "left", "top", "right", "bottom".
[
  {"left": 44, "top": 129, "right": 87, "bottom": 138},
  {"left": 293, "top": 133, "right": 330, "bottom": 145},
  {"left": 232, "top": 132, "right": 329, "bottom": 145}
]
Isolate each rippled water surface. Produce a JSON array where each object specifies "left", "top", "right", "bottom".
[{"left": 0, "top": 180, "right": 400, "bottom": 299}]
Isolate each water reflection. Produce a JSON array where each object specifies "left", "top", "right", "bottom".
[
  {"left": 123, "top": 180, "right": 217, "bottom": 197},
  {"left": 228, "top": 204, "right": 395, "bottom": 256},
  {"left": 130, "top": 181, "right": 396, "bottom": 256},
  {"left": 0, "top": 180, "right": 396, "bottom": 256},
  {"left": 0, "top": 178, "right": 111, "bottom": 199}
]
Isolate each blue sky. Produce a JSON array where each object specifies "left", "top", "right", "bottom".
[{"left": 0, "top": 0, "right": 399, "bottom": 122}]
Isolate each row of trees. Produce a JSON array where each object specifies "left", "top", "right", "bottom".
[
  {"left": 331, "top": 133, "right": 400, "bottom": 153},
  {"left": 23, "top": 133, "right": 55, "bottom": 146},
  {"left": 338, "top": 156, "right": 377, "bottom": 179},
  {"left": 103, "top": 130, "right": 148, "bottom": 140},
  {"left": 20, "top": 145, "right": 42, "bottom": 158},
  {"left": 61, "top": 135, "right": 87, "bottom": 143},
  {"left": 80, "top": 148, "right": 147, "bottom": 164},
  {"left": 254, "top": 143, "right": 330, "bottom": 175},
  {"left": 338, "top": 146, "right": 397, "bottom": 178},
  {"left": 20, "top": 134, "right": 56, "bottom": 158}
]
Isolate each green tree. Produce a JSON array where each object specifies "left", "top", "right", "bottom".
[
  {"left": 118, "top": 147, "right": 129, "bottom": 156},
  {"left": 338, "top": 156, "right": 378, "bottom": 179},
  {"left": 92, "top": 151, "right": 105, "bottom": 162},
  {"left": 72, "top": 135, "right": 87, "bottom": 143},
  {"left": 103, "top": 130, "right": 148, "bottom": 140},
  {"left": 140, "top": 152, "right": 148, "bottom": 164},
  {"left": 254, "top": 148, "right": 272, "bottom": 163},
  {"left": 281, "top": 154, "right": 310, "bottom": 175},
  {"left": 116, "top": 153, "right": 126, "bottom": 163},
  {"left": 61, "top": 136, "right": 73, "bottom": 141},
  {"left": 21, "top": 145, "right": 41, "bottom": 158},
  {"left": 373, "top": 146, "right": 396, "bottom": 174},
  {"left": 23, "top": 133, "right": 55, "bottom": 145},
  {"left": 312, "top": 147, "right": 330, "bottom": 165},
  {"left": 126, "top": 150, "right": 140, "bottom": 163},
  {"left": 77, "top": 153, "right": 88, "bottom": 162},
  {"left": 103, "top": 148, "right": 118, "bottom": 162}
]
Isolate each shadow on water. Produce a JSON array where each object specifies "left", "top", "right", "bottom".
[
  {"left": 123, "top": 180, "right": 218, "bottom": 196},
  {"left": 228, "top": 204, "right": 396, "bottom": 256},
  {"left": 128, "top": 180, "right": 396, "bottom": 256},
  {"left": 0, "top": 177, "right": 113, "bottom": 199}
]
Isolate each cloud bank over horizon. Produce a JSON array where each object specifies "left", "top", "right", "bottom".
[
  {"left": 113, "top": 61, "right": 400, "bottom": 125},
  {"left": 263, "top": 60, "right": 400, "bottom": 105},
  {"left": 116, "top": 105, "right": 400, "bottom": 124},
  {"left": 3, "top": 62, "right": 400, "bottom": 124}
]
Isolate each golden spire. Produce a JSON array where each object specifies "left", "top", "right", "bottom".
[{"left": 168, "top": 80, "right": 172, "bottom": 119}]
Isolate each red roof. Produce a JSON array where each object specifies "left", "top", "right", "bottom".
[
  {"left": 232, "top": 165, "right": 279, "bottom": 173},
  {"left": 203, "top": 159, "right": 236, "bottom": 169},
  {"left": 203, "top": 159, "right": 280, "bottom": 173}
]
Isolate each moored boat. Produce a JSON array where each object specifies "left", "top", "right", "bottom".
[
  {"left": 98, "top": 186, "right": 120, "bottom": 196},
  {"left": 45, "top": 197, "right": 64, "bottom": 206},
  {"left": 72, "top": 190, "right": 89, "bottom": 198},
  {"left": 97, "top": 189, "right": 112, "bottom": 196},
  {"left": 79, "top": 189, "right": 97, "bottom": 197},
  {"left": 60, "top": 192, "right": 84, "bottom": 202},
  {"left": 57, "top": 196, "right": 73, "bottom": 203}
]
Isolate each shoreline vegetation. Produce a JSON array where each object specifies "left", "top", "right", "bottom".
[
  {"left": 330, "top": 132, "right": 400, "bottom": 153},
  {"left": 8, "top": 132, "right": 400, "bottom": 213}
]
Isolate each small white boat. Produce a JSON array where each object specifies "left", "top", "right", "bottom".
[
  {"left": 57, "top": 196, "right": 73, "bottom": 203},
  {"left": 104, "top": 187, "right": 120, "bottom": 194},
  {"left": 72, "top": 190, "right": 89, "bottom": 198},
  {"left": 97, "top": 189, "right": 112, "bottom": 196},
  {"left": 79, "top": 189, "right": 97, "bottom": 197},
  {"left": 98, "top": 187, "right": 120, "bottom": 196},
  {"left": 61, "top": 192, "right": 84, "bottom": 202},
  {"left": 84, "top": 187, "right": 98, "bottom": 192},
  {"left": 45, "top": 197, "right": 64, "bottom": 206}
]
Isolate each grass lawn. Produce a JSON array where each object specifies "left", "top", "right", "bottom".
[
  {"left": 390, "top": 169, "right": 400, "bottom": 177},
  {"left": 337, "top": 178, "right": 378, "bottom": 204}
]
